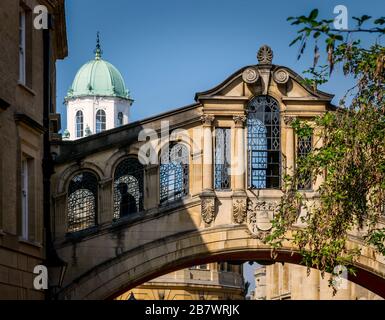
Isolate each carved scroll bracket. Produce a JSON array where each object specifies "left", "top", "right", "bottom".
[
  {"left": 200, "top": 193, "right": 216, "bottom": 224},
  {"left": 232, "top": 197, "right": 248, "bottom": 224}
]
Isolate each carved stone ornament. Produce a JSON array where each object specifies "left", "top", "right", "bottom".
[
  {"left": 233, "top": 115, "right": 247, "bottom": 128},
  {"left": 284, "top": 116, "right": 297, "bottom": 126},
  {"left": 273, "top": 68, "right": 290, "bottom": 84},
  {"left": 246, "top": 200, "right": 278, "bottom": 239},
  {"left": 200, "top": 114, "right": 215, "bottom": 127},
  {"left": 242, "top": 67, "right": 260, "bottom": 84},
  {"left": 257, "top": 45, "right": 274, "bottom": 65},
  {"left": 201, "top": 197, "right": 216, "bottom": 224},
  {"left": 233, "top": 198, "right": 247, "bottom": 224}
]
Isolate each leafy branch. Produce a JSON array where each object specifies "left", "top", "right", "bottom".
[{"left": 265, "top": 8, "right": 385, "bottom": 294}]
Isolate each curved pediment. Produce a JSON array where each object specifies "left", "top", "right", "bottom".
[{"left": 195, "top": 64, "right": 334, "bottom": 103}]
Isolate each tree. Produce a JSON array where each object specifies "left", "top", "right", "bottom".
[{"left": 266, "top": 9, "right": 385, "bottom": 291}]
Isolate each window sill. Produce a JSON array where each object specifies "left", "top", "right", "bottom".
[
  {"left": 18, "top": 82, "right": 36, "bottom": 96},
  {"left": 65, "top": 226, "right": 99, "bottom": 241},
  {"left": 18, "top": 237, "right": 43, "bottom": 249}
]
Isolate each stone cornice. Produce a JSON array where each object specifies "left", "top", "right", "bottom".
[{"left": 14, "top": 113, "right": 45, "bottom": 134}]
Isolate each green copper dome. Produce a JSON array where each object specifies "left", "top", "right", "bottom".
[{"left": 66, "top": 34, "right": 130, "bottom": 100}]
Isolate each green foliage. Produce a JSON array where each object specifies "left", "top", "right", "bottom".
[{"left": 266, "top": 9, "right": 385, "bottom": 293}]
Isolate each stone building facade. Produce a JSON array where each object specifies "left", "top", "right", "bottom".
[
  {"left": 253, "top": 264, "right": 383, "bottom": 300},
  {"left": 50, "top": 45, "right": 374, "bottom": 300},
  {"left": 117, "top": 263, "right": 244, "bottom": 300},
  {"left": 0, "top": 0, "right": 67, "bottom": 299}
]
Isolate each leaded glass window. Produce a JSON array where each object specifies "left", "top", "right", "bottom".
[
  {"left": 96, "top": 110, "right": 106, "bottom": 133},
  {"left": 113, "top": 158, "right": 144, "bottom": 219},
  {"left": 297, "top": 135, "right": 313, "bottom": 190},
  {"left": 160, "top": 143, "right": 189, "bottom": 204},
  {"left": 247, "top": 96, "right": 281, "bottom": 189},
  {"left": 76, "top": 111, "right": 84, "bottom": 138},
  {"left": 67, "top": 172, "right": 98, "bottom": 233},
  {"left": 215, "top": 128, "right": 231, "bottom": 190}
]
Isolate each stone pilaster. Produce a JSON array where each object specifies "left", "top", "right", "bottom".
[
  {"left": 99, "top": 178, "right": 113, "bottom": 224},
  {"left": 233, "top": 115, "right": 247, "bottom": 193},
  {"left": 284, "top": 116, "right": 296, "bottom": 177},
  {"left": 232, "top": 115, "right": 247, "bottom": 224},
  {"left": 201, "top": 114, "right": 215, "bottom": 192},
  {"left": 53, "top": 192, "right": 67, "bottom": 239},
  {"left": 199, "top": 115, "right": 216, "bottom": 226},
  {"left": 145, "top": 164, "right": 159, "bottom": 209}
]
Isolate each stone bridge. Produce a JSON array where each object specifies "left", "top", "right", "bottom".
[{"left": 50, "top": 47, "right": 385, "bottom": 299}]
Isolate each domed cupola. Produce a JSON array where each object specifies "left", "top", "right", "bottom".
[
  {"left": 66, "top": 34, "right": 131, "bottom": 101},
  {"left": 64, "top": 33, "right": 133, "bottom": 141}
]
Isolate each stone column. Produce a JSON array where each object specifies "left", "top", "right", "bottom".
[
  {"left": 284, "top": 116, "right": 296, "bottom": 177},
  {"left": 201, "top": 114, "right": 215, "bottom": 192},
  {"left": 233, "top": 115, "right": 247, "bottom": 192},
  {"left": 305, "top": 268, "right": 320, "bottom": 300}
]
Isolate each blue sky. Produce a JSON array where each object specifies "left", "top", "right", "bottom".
[
  {"left": 57, "top": 0, "right": 385, "bottom": 128},
  {"left": 56, "top": 0, "right": 385, "bottom": 293}
]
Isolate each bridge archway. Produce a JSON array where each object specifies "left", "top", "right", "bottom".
[{"left": 58, "top": 225, "right": 385, "bottom": 300}]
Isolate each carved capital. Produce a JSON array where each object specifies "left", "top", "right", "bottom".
[
  {"left": 200, "top": 114, "right": 215, "bottom": 127},
  {"left": 233, "top": 198, "right": 247, "bottom": 224},
  {"left": 284, "top": 116, "right": 297, "bottom": 127},
  {"left": 273, "top": 68, "right": 290, "bottom": 84},
  {"left": 233, "top": 115, "right": 247, "bottom": 128},
  {"left": 200, "top": 196, "right": 216, "bottom": 224},
  {"left": 242, "top": 67, "right": 260, "bottom": 84}
]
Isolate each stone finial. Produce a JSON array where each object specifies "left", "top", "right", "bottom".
[
  {"left": 94, "top": 31, "right": 103, "bottom": 60},
  {"left": 257, "top": 45, "right": 273, "bottom": 65}
]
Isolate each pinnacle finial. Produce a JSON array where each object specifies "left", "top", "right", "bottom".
[
  {"left": 94, "top": 31, "right": 102, "bottom": 59},
  {"left": 257, "top": 45, "right": 273, "bottom": 64}
]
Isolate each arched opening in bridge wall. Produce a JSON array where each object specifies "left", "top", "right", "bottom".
[{"left": 57, "top": 226, "right": 385, "bottom": 300}]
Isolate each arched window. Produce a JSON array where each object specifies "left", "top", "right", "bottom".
[
  {"left": 247, "top": 96, "right": 280, "bottom": 189},
  {"left": 160, "top": 143, "right": 189, "bottom": 204},
  {"left": 118, "top": 112, "right": 124, "bottom": 126},
  {"left": 75, "top": 111, "right": 83, "bottom": 138},
  {"left": 113, "top": 158, "right": 144, "bottom": 219},
  {"left": 96, "top": 110, "right": 106, "bottom": 133},
  {"left": 67, "top": 172, "right": 98, "bottom": 232}
]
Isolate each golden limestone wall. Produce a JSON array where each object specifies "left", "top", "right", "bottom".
[
  {"left": 254, "top": 264, "right": 383, "bottom": 300},
  {"left": 0, "top": 0, "right": 67, "bottom": 299},
  {"left": 116, "top": 263, "right": 245, "bottom": 300}
]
